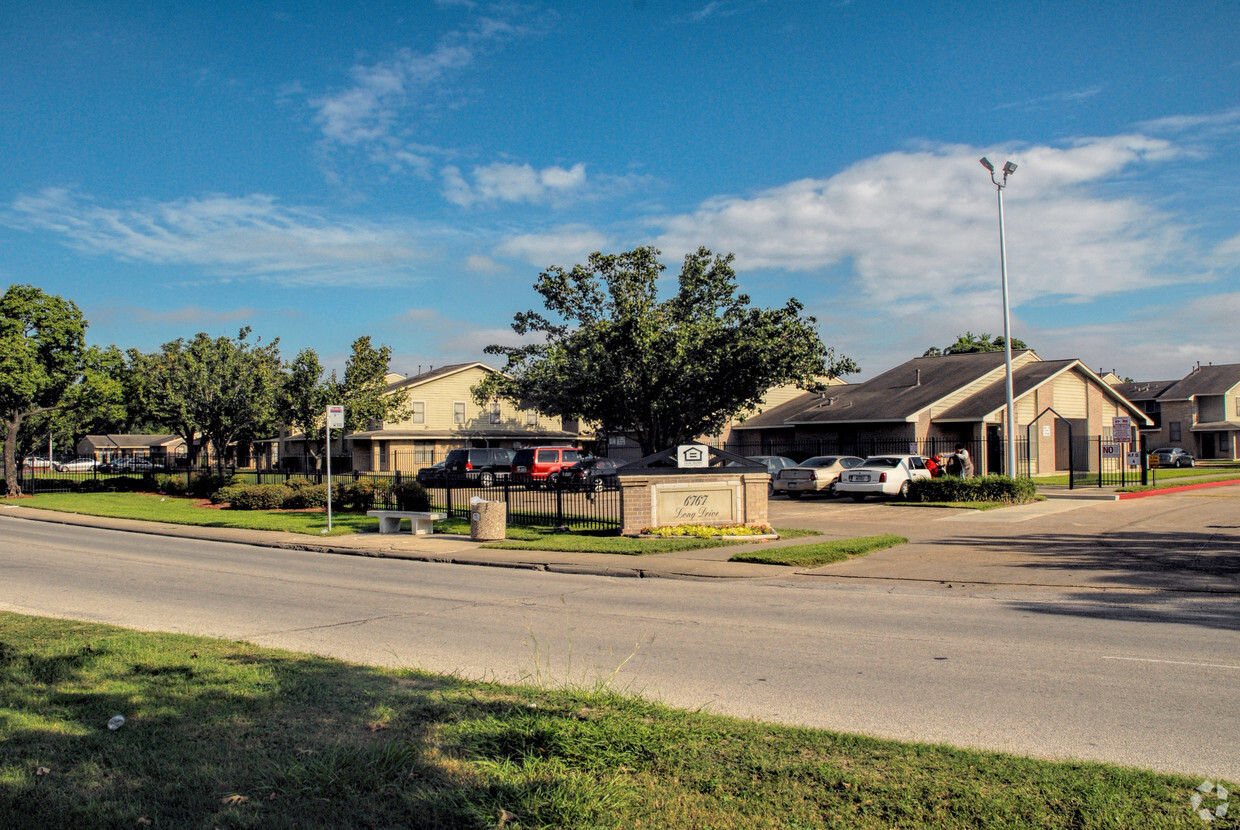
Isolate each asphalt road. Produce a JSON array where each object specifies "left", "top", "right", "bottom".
[{"left": 2, "top": 509, "right": 1238, "bottom": 782}]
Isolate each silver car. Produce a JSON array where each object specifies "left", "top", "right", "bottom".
[{"left": 1151, "top": 447, "right": 1194, "bottom": 468}]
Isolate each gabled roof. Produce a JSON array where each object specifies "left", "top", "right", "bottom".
[
  {"left": 936, "top": 360, "right": 1152, "bottom": 425},
  {"left": 385, "top": 362, "right": 495, "bottom": 393},
  {"left": 82, "top": 434, "right": 183, "bottom": 450},
  {"left": 1158, "top": 363, "right": 1240, "bottom": 401},
  {"left": 1111, "top": 379, "right": 1178, "bottom": 402},
  {"left": 783, "top": 350, "right": 1024, "bottom": 425},
  {"left": 733, "top": 350, "right": 1152, "bottom": 430}
]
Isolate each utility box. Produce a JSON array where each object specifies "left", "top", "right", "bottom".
[{"left": 469, "top": 497, "right": 506, "bottom": 541}]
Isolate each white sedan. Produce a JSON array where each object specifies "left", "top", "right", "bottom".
[{"left": 835, "top": 454, "right": 932, "bottom": 501}]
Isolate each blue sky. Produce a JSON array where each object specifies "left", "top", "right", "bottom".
[{"left": 3, "top": 0, "right": 1238, "bottom": 382}]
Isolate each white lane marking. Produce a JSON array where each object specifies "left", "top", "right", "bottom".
[{"left": 1102, "top": 655, "right": 1240, "bottom": 671}]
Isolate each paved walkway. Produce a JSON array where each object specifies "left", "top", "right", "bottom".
[{"left": 5, "top": 479, "right": 1240, "bottom": 592}]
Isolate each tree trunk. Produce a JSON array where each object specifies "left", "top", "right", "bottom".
[{"left": 4, "top": 416, "right": 22, "bottom": 497}]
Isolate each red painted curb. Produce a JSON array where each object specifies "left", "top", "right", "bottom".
[{"left": 1117, "top": 478, "right": 1240, "bottom": 499}]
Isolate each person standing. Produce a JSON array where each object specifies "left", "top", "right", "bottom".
[{"left": 955, "top": 445, "right": 974, "bottom": 478}]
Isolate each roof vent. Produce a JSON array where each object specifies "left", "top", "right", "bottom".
[{"left": 915, "top": 369, "right": 921, "bottom": 386}]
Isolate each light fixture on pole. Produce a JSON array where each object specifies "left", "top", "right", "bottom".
[{"left": 980, "top": 156, "right": 1018, "bottom": 478}]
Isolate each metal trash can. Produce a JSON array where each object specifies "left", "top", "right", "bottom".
[{"left": 469, "top": 496, "right": 506, "bottom": 541}]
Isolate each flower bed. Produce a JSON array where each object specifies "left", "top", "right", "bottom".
[{"left": 639, "top": 523, "right": 776, "bottom": 539}]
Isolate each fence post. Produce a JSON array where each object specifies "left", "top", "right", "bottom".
[
  {"left": 554, "top": 483, "right": 567, "bottom": 532},
  {"left": 444, "top": 479, "right": 453, "bottom": 518},
  {"left": 1098, "top": 436, "right": 1103, "bottom": 488}
]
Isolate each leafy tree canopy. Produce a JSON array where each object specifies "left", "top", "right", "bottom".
[
  {"left": 923, "top": 331, "right": 1029, "bottom": 357},
  {"left": 278, "top": 337, "right": 409, "bottom": 468},
  {"left": 475, "top": 246, "right": 856, "bottom": 456},
  {"left": 148, "top": 328, "right": 282, "bottom": 470},
  {"left": 0, "top": 284, "right": 89, "bottom": 495}
]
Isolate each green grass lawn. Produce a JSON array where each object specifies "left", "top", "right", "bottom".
[
  {"left": 14, "top": 492, "right": 374, "bottom": 536},
  {"left": 730, "top": 535, "right": 908, "bottom": 568},
  {"left": 0, "top": 613, "right": 1225, "bottom": 829}
]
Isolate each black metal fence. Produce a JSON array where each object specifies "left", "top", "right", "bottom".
[
  {"left": 8, "top": 451, "right": 622, "bottom": 531},
  {"left": 416, "top": 480, "right": 622, "bottom": 532}
]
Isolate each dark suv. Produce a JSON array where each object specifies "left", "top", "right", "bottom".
[
  {"left": 442, "top": 448, "right": 515, "bottom": 486},
  {"left": 511, "top": 446, "right": 585, "bottom": 488}
]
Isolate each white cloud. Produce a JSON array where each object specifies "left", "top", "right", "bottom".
[
  {"left": 309, "top": 8, "right": 553, "bottom": 175},
  {"left": 442, "top": 161, "right": 588, "bottom": 207},
  {"left": 6, "top": 188, "right": 424, "bottom": 286},
  {"left": 464, "top": 254, "right": 505, "bottom": 273},
  {"left": 655, "top": 135, "right": 1193, "bottom": 307},
  {"left": 493, "top": 226, "right": 611, "bottom": 267}
]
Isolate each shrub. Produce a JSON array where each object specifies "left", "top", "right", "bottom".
[
  {"left": 283, "top": 481, "right": 329, "bottom": 509},
  {"left": 155, "top": 474, "right": 188, "bottom": 496},
  {"left": 210, "top": 483, "right": 248, "bottom": 505},
  {"left": 392, "top": 481, "right": 430, "bottom": 511},
  {"left": 77, "top": 478, "right": 108, "bottom": 493},
  {"left": 340, "top": 480, "right": 375, "bottom": 511},
  {"left": 109, "top": 476, "right": 148, "bottom": 492},
  {"left": 227, "top": 484, "right": 293, "bottom": 511},
  {"left": 908, "top": 475, "right": 1037, "bottom": 504},
  {"left": 189, "top": 472, "right": 238, "bottom": 499}
]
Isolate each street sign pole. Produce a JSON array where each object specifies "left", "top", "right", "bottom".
[{"left": 325, "top": 405, "right": 345, "bottom": 532}]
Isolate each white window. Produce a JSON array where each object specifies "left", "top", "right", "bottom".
[
  {"left": 490, "top": 402, "right": 502, "bottom": 424},
  {"left": 453, "top": 402, "right": 466, "bottom": 424},
  {"left": 411, "top": 401, "right": 425, "bottom": 424},
  {"left": 1169, "top": 421, "right": 1181, "bottom": 441},
  {"left": 525, "top": 410, "right": 538, "bottom": 426}
]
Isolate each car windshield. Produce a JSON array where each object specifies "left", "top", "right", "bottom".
[
  {"left": 1153, "top": 448, "right": 1175, "bottom": 453},
  {"left": 803, "top": 457, "right": 839, "bottom": 467},
  {"left": 861, "top": 457, "right": 901, "bottom": 468}
]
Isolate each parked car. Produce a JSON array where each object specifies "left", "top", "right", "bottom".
[
  {"left": 772, "top": 455, "right": 866, "bottom": 498},
  {"left": 835, "top": 454, "right": 933, "bottom": 501},
  {"left": 56, "top": 456, "right": 98, "bottom": 472},
  {"left": 21, "top": 456, "right": 57, "bottom": 470},
  {"left": 442, "top": 448, "right": 515, "bottom": 486},
  {"left": 415, "top": 460, "right": 448, "bottom": 486},
  {"left": 747, "top": 456, "right": 798, "bottom": 495},
  {"left": 554, "top": 457, "right": 621, "bottom": 492},
  {"left": 97, "top": 457, "right": 158, "bottom": 474},
  {"left": 511, "top": 446, "right": 585, "bottom": 488},
  {"left": 1151, "top": 447, "right": 1194, "bottom": 468}
]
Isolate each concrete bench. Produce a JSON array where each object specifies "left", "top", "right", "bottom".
[{"left": 366, "top": 510, "right": 447, "bottom": 536}]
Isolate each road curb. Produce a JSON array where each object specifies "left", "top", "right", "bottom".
[{"left": 1116, "top": 478, "right": 1240, "bottom": 499}]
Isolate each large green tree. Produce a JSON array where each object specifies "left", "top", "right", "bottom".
[
  {"left": 923, "top": 331, "right": 1029, "bottom": 357},
  {"left": 475, "top": 246, "right": 856, "bottom": 456},
  {"left": 277, "top": 337, "right": 409, "bottom": 470},
  {"left": 0, "top": 285, "right": 89, "bottom": 496},
  {"left": 149, "top": 328, "right": 283, "bottom": 469},
  {"left": 19, "top": 344, "right": 129, "bottom": 458}
]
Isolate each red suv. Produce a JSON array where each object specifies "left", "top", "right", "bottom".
[{"left": 511, "top": 446, "right": 585, "bottom": 488}]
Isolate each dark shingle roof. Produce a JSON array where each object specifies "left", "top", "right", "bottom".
[
  {"left": 785, "top": 351, "right": 1020, "bottom": 424},
  {"left": 1111, "top": 380, "right": 1178, "bottom": 401},
  {"left": 386, "top": 362, "right": 490, "bottom": 392},
  {"left": 1158, "top": 363, "right": 1240, "bottom": 400},
  {"left": 935, "top": 360, "right": 1076, "bottom": 420}
]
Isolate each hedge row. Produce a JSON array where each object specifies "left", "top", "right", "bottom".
[
  {"left": 210, "top": 479, "right": 430, "bottom": 512},
  {"left": 907, "top": 475, "right": 1037, "bottom": 504}
]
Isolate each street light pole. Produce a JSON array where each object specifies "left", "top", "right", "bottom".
[{"left": 980, "top": 157, "right": 1018, "bottom": 478}]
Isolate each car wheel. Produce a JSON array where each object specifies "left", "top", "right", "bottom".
[
  {"left": 590, "top": 476, "right": 603, "bottom": 493},
  {"left": 851, "top": 494, "right": 866, "bottom": 503},
  {"left": 1187, "top": 459, "right": 1194, "bottom": 467},
  {"left": 899, "top": 480, "right": 911, "bottom": 499},
  {"left": 479, "top": 472, "right": 494, "bottom": 487},
  {"left": 1174, "top": 459, "right": 1183, "bottom": 468},
  {"left": 828, "top": 481, "right": 839, "bottom": 498}
]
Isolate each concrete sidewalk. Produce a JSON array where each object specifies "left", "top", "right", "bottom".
[
  {"left": 6, "top": 482, "right": 1240, "bottom": 593},
  {"left": 0, "top": 504, "right": 788, "bottom": 580}
]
